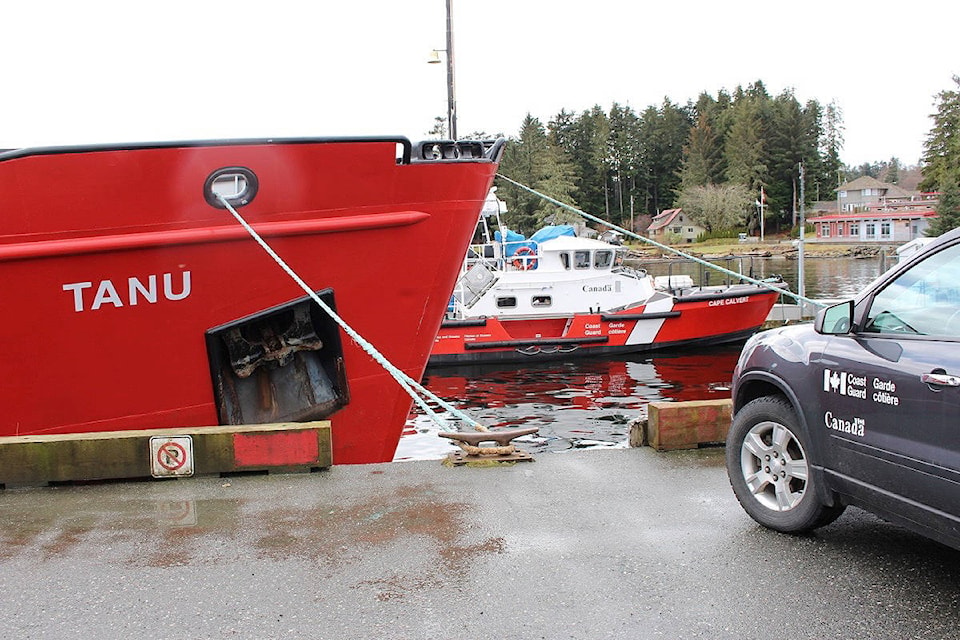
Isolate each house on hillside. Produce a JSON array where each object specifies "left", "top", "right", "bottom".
[
  {"left": 836, "top": 176, "right": 916, "bottom": 212},
  {"left": 808, "top": 178, "right": 939, "bottom": 242},
  {"left": 646, "top": 209, "right": 705, "bottom": 243}
]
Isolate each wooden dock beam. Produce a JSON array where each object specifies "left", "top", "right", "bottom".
[
  {"left": 0, "top": 422, "right": 331, "bottom": 487},
  {"left": 643, "top": 400, "right": 733, "bottom": 451}
]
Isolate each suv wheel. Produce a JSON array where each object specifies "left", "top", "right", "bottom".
[{"left": 726, "top": 396, "right": 845, "bottom": 533}]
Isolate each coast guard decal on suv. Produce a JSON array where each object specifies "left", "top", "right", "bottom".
[{"left": 822, "top": 368, "right": 867, "bottom": 399}]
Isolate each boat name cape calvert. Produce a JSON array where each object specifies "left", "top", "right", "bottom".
[
  {"left": 1, "top": 137, "right": 504, "bottom": 464},
  {"left": 430, "top": 198, "right": 782, "bottom": 366}
]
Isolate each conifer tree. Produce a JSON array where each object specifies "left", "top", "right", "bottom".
[
  {"left": 549, "top": 106, "right": 609, "bottom": 220},
  {"left": 637, "top": 99, "right": 691, "bottom": 216},
  {"left": 766, "top": 92, "right": 822, "bottom": 227},
  {"left": 920, "top": 76, "right": 960, "bottom": 192},
  {"left": 498, "top": 114, "right": 578, "bottom": 234},
  {"left": 679, "top": 111, "right": 724, "bottom": 190},
  {"left": 818, "top": 100, "right": 845, "bottom": 195},
  {"left": 925, "top": 177, "right": 960, "bottom": 236},
  {"left": 606, "top": 103, "right": 643, "bottom": 227},
  {"left": 883, "top": 157, "right": 901, "bottom": 185},
  {"left": 723, "top": 98, "right": 766, "bottom": 192}
]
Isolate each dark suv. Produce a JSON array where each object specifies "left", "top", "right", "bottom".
[{"left": 726, "top": 227, "right": 960, "bottom": 551}]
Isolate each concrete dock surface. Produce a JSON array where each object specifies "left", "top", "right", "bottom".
[{"left": 1, "top": 447, "right": 958, "bottom": 639}]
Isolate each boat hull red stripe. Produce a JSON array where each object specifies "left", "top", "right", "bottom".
[
  {"left": 600, "top": 311, "right": 681, "bottom": 321},
  {"left": 0, "top": 211, "right": 429, "bottom": 262},
  {"left": 463, "top": 335, "right": 609, "bottom": 350}
]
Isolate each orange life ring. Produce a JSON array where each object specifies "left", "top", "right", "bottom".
[{"left": 511, "top": 246, "right": 538, "bottom": 270}]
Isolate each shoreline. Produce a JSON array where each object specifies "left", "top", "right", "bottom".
[{"left": 628, "top": 239, "right": 897, "bottom": 260}]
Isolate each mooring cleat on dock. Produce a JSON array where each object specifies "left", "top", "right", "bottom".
[
  {"left": 438, "top": 427, "right": 539, "bottom": 447},
  {"left": 438, "top": 427, "right": 540, "bottom": 464}
]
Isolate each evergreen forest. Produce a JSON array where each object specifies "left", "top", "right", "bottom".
[{"left": 462, "top": 78, "right": 960, "bottom": 238}]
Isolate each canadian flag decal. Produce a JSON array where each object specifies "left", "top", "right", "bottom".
[{"left": 823, "top": 368, "right": 847, "bottom": 395}]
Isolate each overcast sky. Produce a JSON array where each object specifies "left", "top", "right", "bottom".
[{"left": 3, "top": 1, "right": 957, "bottom": 167}]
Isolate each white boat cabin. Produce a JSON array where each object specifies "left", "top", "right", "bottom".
[{"left": 449, "top": 231, "right": 665, "bottom": 320}]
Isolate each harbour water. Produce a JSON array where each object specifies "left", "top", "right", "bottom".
[
  {"left": 397, "top": 345, "right": 742, "bottom": 460},
  {"left": 395, "top": 254, "right": 890, "bottom": 461},
  {"left": 641, "top": 253, "right": 889, "bottom": 300}
]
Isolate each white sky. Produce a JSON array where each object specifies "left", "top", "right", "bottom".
[{"left": 2, "top": 1, "right": 957, "bottom": 167}]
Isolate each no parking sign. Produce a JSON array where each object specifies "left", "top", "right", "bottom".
[{"left": 149, "top": 436, "right": 195, "bottom": 477}]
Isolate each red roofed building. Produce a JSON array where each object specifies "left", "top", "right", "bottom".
[
  {"left": 807, "top": 210, "right": 937, "bottom": 242},
  {"left": 646, "top": 208, "right": 705, "bottom": 244},
  {"left": 808, "top": 177, "right": 938, "bottom": 242}
]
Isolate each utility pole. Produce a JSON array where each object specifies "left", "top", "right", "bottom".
[
  {"left": 836, "top": 169, "right": 842, "bottom": 222},
  {"left": 754, "top": 186, "right": 765, "bottom": 242},
  {"left": 798, "top": 163, "right": 806, "bottom": 317},
  {"left": 427, "top": 0, "right": 457, "bottom": 140},
  {"left": 444, "top": 0, "right": 457, "bottom": 140},
  {"left": 759, "top": 186, "right": 765, "bottom": 243}
]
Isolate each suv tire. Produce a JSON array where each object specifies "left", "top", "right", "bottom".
[{"left": 726, "top": 396, "right": 845, "bottom": 533}]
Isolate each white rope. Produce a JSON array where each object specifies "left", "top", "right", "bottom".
[
  {"left": 218, "top": 196, "right": 483, "bottom": 432},
  {"left": 496, "top": 174, "right": 826, "bottom": 308}
]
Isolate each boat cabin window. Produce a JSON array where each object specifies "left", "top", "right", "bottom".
[
  {"left": 531, "top": 295, "right": 552, "bottom": 307},
  {"left": 560, "top": 253, "right": 570, "bottom": 270},
  {"left": 574, "top": 251, "right": 591, "bottom": 269},
  {"left": 496, "top": 296, "right": 517, "bottom": 308},
  {"left": 594, "top": 250, "right": 613, "bottom": 269}
]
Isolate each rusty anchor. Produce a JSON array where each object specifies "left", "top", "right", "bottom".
[{"left": 438, "top": 427, "right": 540, "bottom": 465}]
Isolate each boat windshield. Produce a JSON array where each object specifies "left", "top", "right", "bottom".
[
  {"left": 594, "top": 250, "right": 614, "bottom": 269},
  {"left": 558, "top": 248, "right": 623, "bottom": 271}
]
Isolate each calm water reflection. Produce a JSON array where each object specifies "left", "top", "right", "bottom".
[
  {"left": 400, "top": 346, "right": 742, "bottom": 458},
  {"left": 642, "top": 254, "right": 889, "bottom": 300}
]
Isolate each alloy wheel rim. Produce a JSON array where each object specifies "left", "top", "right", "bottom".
[{"left": 739, "top": 420, "right": 809, "bottom": 511}]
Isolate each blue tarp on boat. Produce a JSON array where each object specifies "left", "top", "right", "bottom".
[
  {"left": 495, "top": 225, "right": 576, "bottom": 256},
  {"left": 530, "top": 225, "right": 577, "bottom": 244},
  {"left": 495, "top": 228, "right": 533, "bottom": 256}
]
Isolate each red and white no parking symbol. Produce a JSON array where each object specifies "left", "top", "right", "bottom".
[{"left": 149, "top": 436, "right": 195, "bottom": 477}]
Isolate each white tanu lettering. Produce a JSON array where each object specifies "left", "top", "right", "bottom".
[{"left": 63, "top": 271, "right": 192, "bottom": 312}]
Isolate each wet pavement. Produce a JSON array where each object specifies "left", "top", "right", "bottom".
[{"left": 1, "top": 448, "right": 959, "bottom": 639}]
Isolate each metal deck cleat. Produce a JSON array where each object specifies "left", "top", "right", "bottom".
[{"left": 438, "top": 427, "right": 540, "bottom": 465}]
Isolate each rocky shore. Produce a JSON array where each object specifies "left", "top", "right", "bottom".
[{"left": 628, "top": 240, "right": 896, "bottom": 260}]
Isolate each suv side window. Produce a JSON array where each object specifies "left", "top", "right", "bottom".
[{"left": 863, "top": 242, "right": 960, "bottom": 337}]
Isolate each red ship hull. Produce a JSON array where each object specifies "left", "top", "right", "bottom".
[{"left": 1, "top": 137, "right": 502, "bottom": 464}]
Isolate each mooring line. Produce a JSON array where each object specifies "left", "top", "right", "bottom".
[
  {"left": 496, "top": 174, "right": 825, "bottom": 308},
  {"left": 218, "top": 195, "right": 485, "bottom": 432}
]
